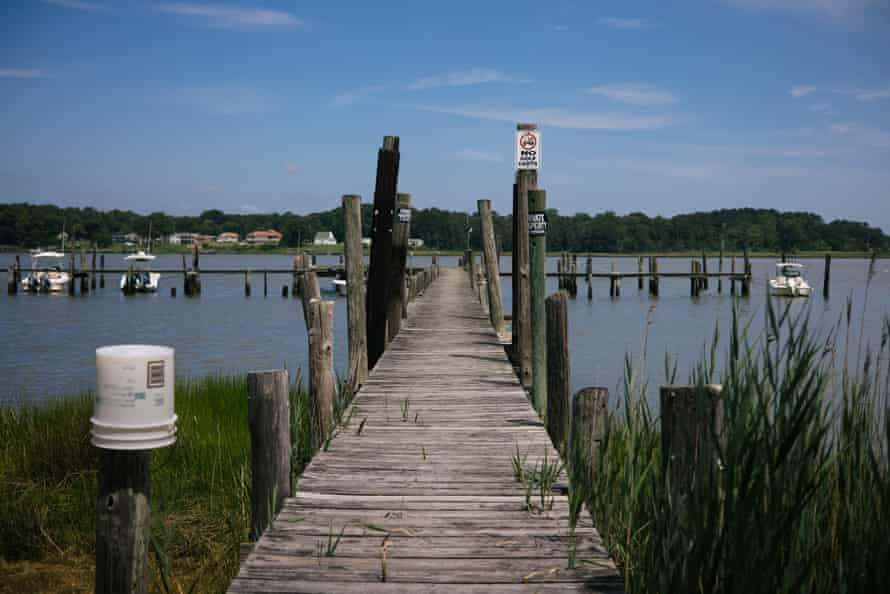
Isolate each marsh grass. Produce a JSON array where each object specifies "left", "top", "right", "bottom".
[
  {"left": 575, "top": 286, "right": 890, "bottom": 593},
  {"left": 0, "top": 373, "right": 316, "bottom": 593}
]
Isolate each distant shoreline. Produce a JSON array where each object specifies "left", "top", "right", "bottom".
[{"left": 1, "top": 245, "right": 886, "bottom": 259}]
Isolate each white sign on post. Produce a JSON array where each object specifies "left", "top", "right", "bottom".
[{"left": 515, "top": 129, "right": 540, "bottom": 170}]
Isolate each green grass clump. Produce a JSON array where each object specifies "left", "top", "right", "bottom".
[
  {"left": 573, "top": 294, "right": 890, "bottom": 594},
  {"left": 0, "top": 373, "right": 315, "bottom": 593}
]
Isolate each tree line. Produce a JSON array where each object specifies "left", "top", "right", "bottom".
[{"left": 1, "top": 202, "right": 887, "bottom": 253}]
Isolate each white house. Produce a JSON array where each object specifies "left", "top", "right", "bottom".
[
  {"left": 216, "top": 232, "right": 240, "bottom": 243},
  {"left": 313, "top": 231, "right": 337, "bottom": 245},
  {"left": 166, "top": 232, "right": 199, "bottom": 245},
  {"left": 246, "top": 230, "right": 283, "bottom": 245}
]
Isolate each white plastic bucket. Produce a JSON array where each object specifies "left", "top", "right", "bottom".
[{"left": 91, "top": 345, "right": 177, "bottom": 450}]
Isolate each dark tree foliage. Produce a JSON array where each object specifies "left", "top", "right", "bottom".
[{"left": 0, "top": 203, "right": 887, "bottom": 252}]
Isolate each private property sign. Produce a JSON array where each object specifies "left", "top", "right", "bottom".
[{"left": 515, "top": 129, "right": 540, "bottom": 170}]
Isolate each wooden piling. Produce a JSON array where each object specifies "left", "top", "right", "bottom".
[
  {"left": 638, "top": 256, "right": 644, "bottom": 291},
  {"left": 95, "top": 450, "right": 150, "bottom": 594},
  {"left": 100, "top": 254, "right": 105, "bottom": 288},
  {"left": 281, "top": 285, "right": 288, "bottom": 298},
  {"left": 660, "top": 384, "right": 724, "bottom": 523},
  {"left": 343, "top": 195, "right": 368, "bottom": 395},
  {"left": 68, "top": 254, "right": 75, "bottom": 296},
  {"left": 478, "top": 199, "right": 505, "bottom": 336},
  {"left": 742, "top": 248, "right": 751, "bottom": 297},
  {"left": 718, "top": 239, "right": 724, "bottom": 294},
  {"left": 264, "top": 270, "right": 268, "bottom": 298},
  {"left": 80, "top": 252, "right": 89, "bottom": 294},
  {"left": 245, "top": 270, "right": 251, "bottom": 297},
  {"left": 528, "top": 189, "right": 548, "bottom": 415},
  {"left": 823, "top": 253, "right": 831, "bottom": 299},
  {"left": 366, "top": 135, "right": 400, "bottom": 371},
  {"left": 545, "top": 291, "right": 570, "bottom": 452},
  {"left": 170, "top": 287, "right": 176, "bottom": 298},
  {"left": 309, "top": 299, "right": 336, "bottom": 451},
  {"left": 386, "top": 193, "right": 411, "bottom": 343},
  {"left": 691, "top": 261, "right": 698, "bottom": 297},
  {"left": 730, "top": 255, "right": 736, "bottom": 295},
  {"left": 299, "top": 271, "right": 321, "bottom": 328},
  {"left": 513, "top": 123, "right": 536, "bottom": 390},
  {"left": 15, "top": 255, "right": 21, "bottom": 286},
  {"left": 467, "top": 249, "right": 477, "bottom": 294},
  {"left": 7, "top": 265, "right": 16, "bottom": 294},
  {"left": 91, "top": 248, "right": 97, "bottom": 290},
  {"left": 586, "top": 255, "right": 593, "bottom": 301},
  {"left": 701, "top": 251, "right": 709, "bottom": 291},
  {"left": 247, "top": 369, "right": 291, "bottom": 540},
  {"left": 570, "top": 387, "right": 608, "bottom": 487}
]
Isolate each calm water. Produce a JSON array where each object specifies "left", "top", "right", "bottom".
[{"left": 1, "top": 253, "right": 888, "bottom": 405}]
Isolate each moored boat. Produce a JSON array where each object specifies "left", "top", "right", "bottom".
[{"left": 769, "top": 262, "right": 812, "bottom": 297}]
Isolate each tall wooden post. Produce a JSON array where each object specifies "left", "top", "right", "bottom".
[
  {"left": 546, "top": 291, "right": 570, "bottom": 452},
  {"left": 299, "top": 271, "right": 321, "bottom": 329},
  {"left": 701, "top": 251, "right": 709, "bottom": 291},
  {"left": 245, "top": 270, "right": 252, "bottom": 297},
  {"left": 366, "top": 136, "right": 400, "bottom": 370},
  {"left": 718, "top": 236, "right": 724, "bottom": 294},
  {"left": 823, "top": 253, "right": 831, "bottom": 299},
  {"left": 731, "top": 255, "right": 736, "bottom": 295},
  {"left": 528, "top": 190, "right": 548, "bottom": 415},
  {"left": 467, "top": 250, "right": 477, "bottom": 292},
  {"left": 691, "top": 261, "right": 698, "bottom": 297},
  {"left": 660, "top": 385, "right": 724, "bottom": 526},
  {"left": 742, "top": 248, "right": 751, "bottom": 297},
  {"left": 309, "top": 300, "right": 336, "bottom": 451},
  {"left": 7, "top": 265, "right": 16, "bottom": 295},
  {"left": 91, "top": 248, "right": 97, "bottom": 290},
  {"left": 570, "top": 387, "right": 608, "bottom": 488},
  {"left": 247, "top": 369, "right": 291, "bottom": 540},
  {"left": 478, "top": 199, "right": 505, "bottom": 336},
  {"left": 343, "top": 195, "right": 368, "bottom": 395},
  {"left": 263, "top": 270, "right": 268, "bottom": 298},
  {"left": 80, "top": 251, "right": 89, "bottom": 294},
  {"left": 95, "top": 450, "right": 150, "bottom": 594},
  {"left": 586, "top": 255, "right": 593, "bottom": 301},
  {"left": 100, "top": 254, "right": 105, "bottom": 288},
  {"left": 68, "top": 254, "right": 75, "bottom": 296},
  {"left": 513, "top": 123, "right": 537, "bottom": 389},
  {"left": 386, "top": 193, "right": 411, "bottom": 342},
  {"left": 638, "top": 256, "right": 644, "bottom": 291}
]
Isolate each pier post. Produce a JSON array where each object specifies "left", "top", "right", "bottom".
[
  {"left": 823, "top": 253, "right": 831, "bottom": 299},
  {"left": 546, "top": 291, "right": 570, "bottom": 452},
  {"left": 586, "top": 255, "right": 593, "bottom": 301},
  {"left": 479, "top": 199, "right": 505, "bottom": 336},
  {"left": 91, "top": 248, "right": 97, "bottom": 290},
  {"left": 718, "top": 238, "right": 724, "bottom": 294},
  {"left": 247, "top": 369, "right": 291, "bottom": 540},
  {"left": 660, "top": 384, "right": 724, "bottom": 528},
  {"left": 343, "top": 195, "right": 368, "bottom": 395},
  {"left": 263, "top": 270, "right": 268, "bottom": 298},
  {"left": 80, "top": 251, "right": 89, "bottom": 295},
  {"left": 366, "top": 135, "right": 400, "bottom": 370},
  {"left": 309, "top": 299, "right": 336, "bottom": 451},
  {"left": 701, "top": 251, "right": 708, "bottom": 291},
  {"left": 691, "top": 261, "right": 698, "bottom": 297},
  {"left": 513, "top": 123, "right": 537, "bottom": 390},
  {"left": 15, "top": 255, "right": 21, "bottom": 286},
  {"left": 68, "top": 254, "right": 75, "bottom": 296},
  {"left": 7, "top": 265, "right": 16, "bottom": 294},
  {"left": 281, "top": 285, "right": 288, "bottom": 298},
  {"left": 570, "top": 387, "right": 608, "bottom": 488},
  {"left": 100, "top": 254, "right": 105, "bottom": 288},
  {"left": 528, "top": 189, "right": 548, "bottom": 416},
  {"left": 638, "top": 256, "right": 644, "bottom": 291},
  {"left": 731, "top": 255, "right": 736, "bottom": 295},
  {"left": 95, "top": 450, "right": 150, "bottom": 594},
  {"left": 742, "top": 248, "right": 751, "bottom": 297},
  {"left": 245, "top": 270, "right": 251, "bottom": 297},
  {"left": 299, "top": 271, "right": 321, "bottom": 329},
  {"left": 386, "top": 193, "right": 411, "bottom": 343}
]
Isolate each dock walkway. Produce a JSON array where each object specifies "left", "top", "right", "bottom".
[{"left": 229, "top": 268, "right": 623, "bottom": 593}]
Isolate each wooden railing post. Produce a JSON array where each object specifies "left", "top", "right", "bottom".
[
  {"left": 386, "top": 193, "right": 411, "bottom": 343},
  {"left": 823, "top": 253, "right": 831, "bottom": 299},
  {"left": 343, "top": 194, "right": 368, "bottom": 395},
  {"left": 366, "top": 136, "right": 400, "bottom": 370},
  {"left": 570, "top": 387, "right": 608, "bottom": 488},
  {"left": 528, "top": 190, "right": 548, "bottom": 414},
  {"left": 309, "top": 300, "right": 336, "bottom": 451},
  {"left": 95, "top": 450, "right": 150, "bottom": 594},
  {"left": 478, "top": 199, "right": 505, "bottom": 336},
  {"left": 247, "top": 369, "right": 291, "bottom": 540},
  {"left": 660, "top": 385, "right": 724, "bottom": 522},
  {"left": 546, "top": 291, "right": 570, "bottom": 451}
]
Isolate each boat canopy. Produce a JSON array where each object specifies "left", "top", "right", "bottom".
[
  {"left": 775, "top": 262, "right": 804, "bottom": 268},
  {"left": 31, "top": 251, "right": 66, "bottom": 260},
  {"left": 124, "top": 251, "right": 156, "bottom": 262}
]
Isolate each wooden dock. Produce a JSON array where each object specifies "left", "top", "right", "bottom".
[{"left": 229, "top": 268, "right": 623, "bottom": 593}]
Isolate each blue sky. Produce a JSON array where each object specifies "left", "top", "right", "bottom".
[{"left": 2, "top": 1, "right": 889, "bottom": 231}]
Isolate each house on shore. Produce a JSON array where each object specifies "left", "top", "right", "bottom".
[
  {"left": 313, "top": 231, "right": 337, "bottom": 246},
  {"left": 166, "top": 232, "right": 199, "bottom": 245},
  {"left": 216, "top": 232, "right": 240, "bottom": 243},
  {"left": 246, "top": 229, "right": 283, "bottom": 245}
]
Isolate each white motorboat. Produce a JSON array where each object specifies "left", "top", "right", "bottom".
[
  {"left": 769, "top": 262, "right": 812, "bottom": 297},
  {"left": 331, "top": 278, "right": 347, "bottom": 296},
  {"left": 121, "top": 251, "right": 161, "bottom": 292},
  {"left": 21, "top": 251, "right": 71, "bottom": 292}
]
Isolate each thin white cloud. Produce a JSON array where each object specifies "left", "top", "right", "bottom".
[
  {"left": 0, "top": 69, "right": 46, "bottom": 79},
  {"left": 790, "top": 85, "right": 816, "bottom": 98},
  {"left": 407, "top": 68, "right": 530, "bottom": 91},
  {"left": 586, "top": 83, "right": 676, "bottom": 106},
  {"left": 284, "top": 162, "right": 298, "bottom": 174},
  {"left": 165, "top": 85, "right": 276, "bottom": 115},
  {"left": 829, "top": 122, "right": 890, "bottom": 148},
  {"left": 42, "top": 0, "right": 103, "bottom": 11},
  {"left": 855, "top": 87, "right": 890, "bottom": 102},
  {"left": 158, "top": 3, "right": 301, "bottom": 29},
  {"left": 721, "top": 0, "right": 879, "bottom": 23},
  {"left": 407, "top": 103, "right": 676, "bottom": 131},
  {"left": 330, "top": 84, "right": 386, "bottom": 107},
  {"left": 455, "top": 149, "right": 504, "bottom": 163},
  {"left": 596, "top": 17, "right": 655, "bottom": 30},
  {"left": 553, "top": 25, "right": 569, "bottom": 31}
]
